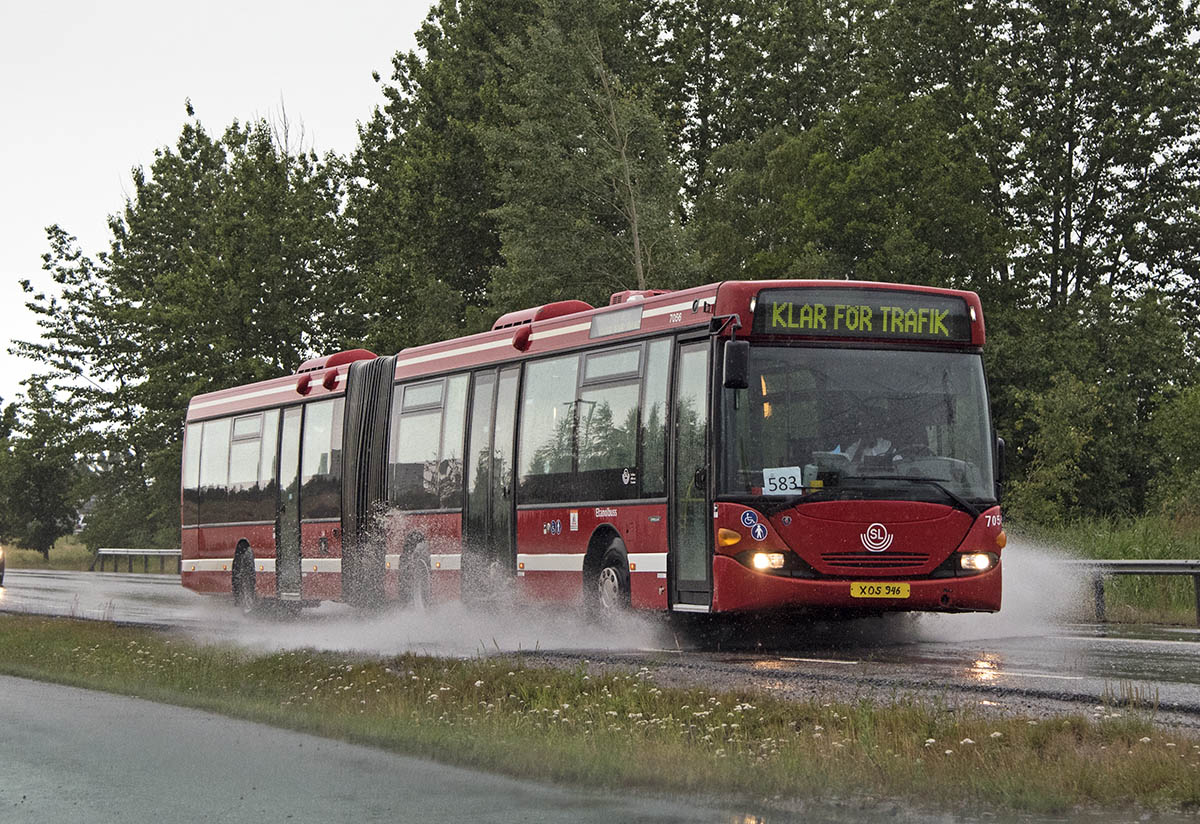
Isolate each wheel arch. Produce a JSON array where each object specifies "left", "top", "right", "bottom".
[{"left": 583, "top": 524, "right": 625, "bottom": 583}]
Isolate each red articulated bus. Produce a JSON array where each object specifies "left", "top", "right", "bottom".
[{"left": 181, "top": 280, "right": 1005, "bottom": 616}]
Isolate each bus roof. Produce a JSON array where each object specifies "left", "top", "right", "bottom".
[{"left": 186, "top": 280, "right": 983, "bottom": 421}]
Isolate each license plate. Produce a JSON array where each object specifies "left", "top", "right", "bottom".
[{"left": 851, "top": 582, "right": 910, "bottom": 599}]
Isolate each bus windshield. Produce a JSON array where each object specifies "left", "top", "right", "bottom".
[{"left": 721, "top": 345, "right": 996, "bottom": 505}]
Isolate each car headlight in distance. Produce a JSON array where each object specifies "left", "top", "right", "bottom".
[
  {"left": 959, "top": 553, "right": 995, "bottom": 572},
  {"left": 752, "top": 552, "right": 786, "bottom": 570}
]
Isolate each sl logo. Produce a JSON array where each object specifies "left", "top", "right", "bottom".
[{"left": 861, "top": 523, "right": 893, "bottom": 552}]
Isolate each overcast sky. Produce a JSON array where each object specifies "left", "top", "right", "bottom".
[{"left": 0, "top": 0, "right": 433, "bottom": 407}]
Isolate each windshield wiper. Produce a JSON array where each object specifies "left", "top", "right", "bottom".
[{"left": 843, "top": 475, "right": 982, "bottom": 517}]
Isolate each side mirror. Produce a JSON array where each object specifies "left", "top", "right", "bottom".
[
  {"left": 995, "top": 436, "right": 1006, "bottom": 482},
  {"left": 723, "top": 340, "right": 750, "bottom": 390}
]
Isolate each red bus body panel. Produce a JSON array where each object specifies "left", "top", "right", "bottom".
[{"left": 181, "top": 279, "right": 999, "bottom": 616}]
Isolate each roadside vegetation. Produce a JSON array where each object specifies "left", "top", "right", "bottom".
[
  {"left": 1021, "top": 516, "right": 1200, "bottom": 625},
  {"left": 0, "top": 0, "right": 1196, "bottom": 570},
  {"left": 2, "top": 537, "right": 93, "bottom": 572},
  {"left": 1, "top": 613, "right": 1197, "bottom": 815}
]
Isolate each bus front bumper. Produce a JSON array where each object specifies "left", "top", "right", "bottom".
[{"left": 710, "top": 554, "right": 1002, "bottom": 614}]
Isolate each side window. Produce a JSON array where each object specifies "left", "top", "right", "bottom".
[
  {"left": 300, "top": 398, "right": 344, "bottom": 520},
  {"left": 228, "top": 414, "right": 262, "bottom": 487},
  {"left": 198, "top": 418, "right": 231, "bottom": 525},
  {"left": 518, "top": 354, "right": 580, "bottom": 502},
  {"left": 514, "top": 340, "right": 672, "bottom": 504},
  {"left": 228, "top": 413, "right": 263, "bottom": 523},
  {"left": 640, "top": 339, "right": 671, "bottom": 497},
  {"left": 440, "top": 375, "right": 469, "bottom": 508},
  {"left": 260, "top": 409, "right": 280, "bottom": 496},
  {"left": 389, "top": 375, "right": 470, "bottom": 510},
  {"left": 182, "top": 423, "right": 202, "bottom": 527},
  {"left": 575, "top": 347, "right": 641, "bottom": 501}
]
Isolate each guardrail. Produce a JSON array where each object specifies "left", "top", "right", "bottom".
[
  {"left": 90, "top": 548, "right": 182, "bottom": 574},
  {"left": 1061, "top": 559, "right": 1200, "bottom": 626}
]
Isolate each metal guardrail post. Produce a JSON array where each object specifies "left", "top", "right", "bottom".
[
  {"left": 1093, "top": 574, "right": 1106, "bottom": 623},
  {"left": 92, "top": 548, "right": 182, "bottom": 574},
  {"left": 1195, "top": 574, "right": 1200, "bottom": 627}
]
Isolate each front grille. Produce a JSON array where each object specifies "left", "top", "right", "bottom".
[{"left": 820, "top": 551, "right": 930, "bottom": 569}]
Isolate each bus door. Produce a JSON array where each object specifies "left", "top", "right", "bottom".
[
  {"left": 670, "top": 340, "right": 713, "bottom": 611},
  {"left": 276, "top": 406, "right": 303, "bottom": 600},
  {"left": 462, "top": 365, "right": 520, "bottom": 598}
]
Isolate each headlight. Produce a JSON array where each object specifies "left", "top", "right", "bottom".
[
  {"left": 959, "top": 553, "right": 995, "bottom": 572},
  {"left": 752, "top": 552, "right": 786, "bottom": 570}
]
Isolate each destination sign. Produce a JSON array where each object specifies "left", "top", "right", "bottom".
[{"left": 753, "top": 287, "right": 973, "bottom": 342}]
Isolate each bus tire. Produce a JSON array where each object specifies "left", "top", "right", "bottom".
[
  {"left": 231, "top": 546, "right": 257, "bottom": 614},
  {"left": 591, "top": 541, "right": 631, "bottom": 617},
  {"left": 399, "top": 543, "right": 431, "bottom": 611}
]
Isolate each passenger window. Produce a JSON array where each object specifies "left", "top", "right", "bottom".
[
  {"left": 640, "top": 339, "right": 671, "bottom": 497},
  {"left": 575, "top": 346, "right": 641, "bottom": 500},
  {"left": 228, "top": 414, "right": 263, "bottom": 489},
  {"left": 182, "top": 423, "right": 202, "bottom": 526},
  {"left": 389, "top": 374, "right": 470, "bottom": 510},
  {"left": 577, "top": 383, "right": 639, "bottom": 472},
  {"left": 198, "top": 418, "right": 231, "bottom": 525},
  {"left": 518, "top": 354, "right": 580, "bottom": 502},
  {"left": 300, "top": 398, "right": 344, "bottom": 520}
]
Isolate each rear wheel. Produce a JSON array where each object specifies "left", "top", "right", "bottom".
[
  {"left": 231, "top": 548, "right": 257, "bottom": 614},
  {"left": 398, "top": 544, "right": 431, "bottom": 611}
]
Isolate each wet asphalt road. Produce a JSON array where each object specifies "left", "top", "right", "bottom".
[
  {"left": 0, "top": 674, "right": 740, "bottom": 824},
  {"left": 3, "top": 568, "right": 1200, "bottom": 725}
]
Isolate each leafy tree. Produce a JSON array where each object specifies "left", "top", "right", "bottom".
[
  {"left": 1149, "top": 384, "right": 1200, "bottom": 521},
  {"left": 1005, "top": 291, "right": 1195, "bottom": 520},
  {"left": 484, "top": 0, "right": 692, "bottom": 312},
  {"left": 17, "top": 111, "right": 349, "bottom": 548},
  {"left": 347, "top": 0, "right": 540, "bottom": 351},
  {"left": 1003, "top": 0, "right": 1200, "bottom": 312},
  {"left": 693, "top": 91, "right": 1005, "bottom": 290},
  {"left": 0, "top": 383, "right": 78, "bottom": 559}
]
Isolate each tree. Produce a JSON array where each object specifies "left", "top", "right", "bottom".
[
  {"left": 0, "top": 383, "right": 78, "bottom": 559},
  {"left": 1003, "top": 0, "right": 1200, "bottom": 313},
  {"left": 1150, "top": 383, "right": 1200, "bottom": 521},
  {"left": 17, "top": 110, "right": 350, "bottom": 548},
  {"left": 347, "top": 0, "right": 540, "bottom": 352},
  {"left": 484, "top": 0, "right": 692, "bottom": 312},
  {"left": 1004, "top": 290, "right": 1195, "bottom": 521},
  {"left": 692, "top": 74, "right": 1007, "bottom": 289}
]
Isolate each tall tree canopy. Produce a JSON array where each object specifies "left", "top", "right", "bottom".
[
  {"left": 484, "top": 0, "right": 691, "bottom": 312},
  {"left": 12, "top": 0, "right": 1200, "bottom": 542},
  {"left": 18, "top": 113, "right": 350, "bottom": 547}
]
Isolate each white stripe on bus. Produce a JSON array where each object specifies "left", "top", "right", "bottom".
[
  {"left": 190, "top": 373, "right": 346, "bottom": 412},
  {"left": 182, "top": 558, "right": 341, "bottom": 573},
  {"left": 517, "top": 553, "right": 585, "bottom": 572},
  {"left": 186, "top": 552, "right": 668, "bottom": 576}
]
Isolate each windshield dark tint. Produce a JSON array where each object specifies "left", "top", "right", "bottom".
[{"left": 722, "top": 346, "right": 995, "bottom": 503}]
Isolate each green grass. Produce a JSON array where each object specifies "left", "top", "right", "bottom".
[
  {"left": 2, "top": 537, "right": 93, "bottom": 571},
  {"left": 2, "top": 536, "right": 175, "bottom": 574},
  {"left": 1020, "top": 516, "right": 1200, "bottom": 625},
  {"left": 1, "top": 613, "right": 1198, "bottom": 815}
]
